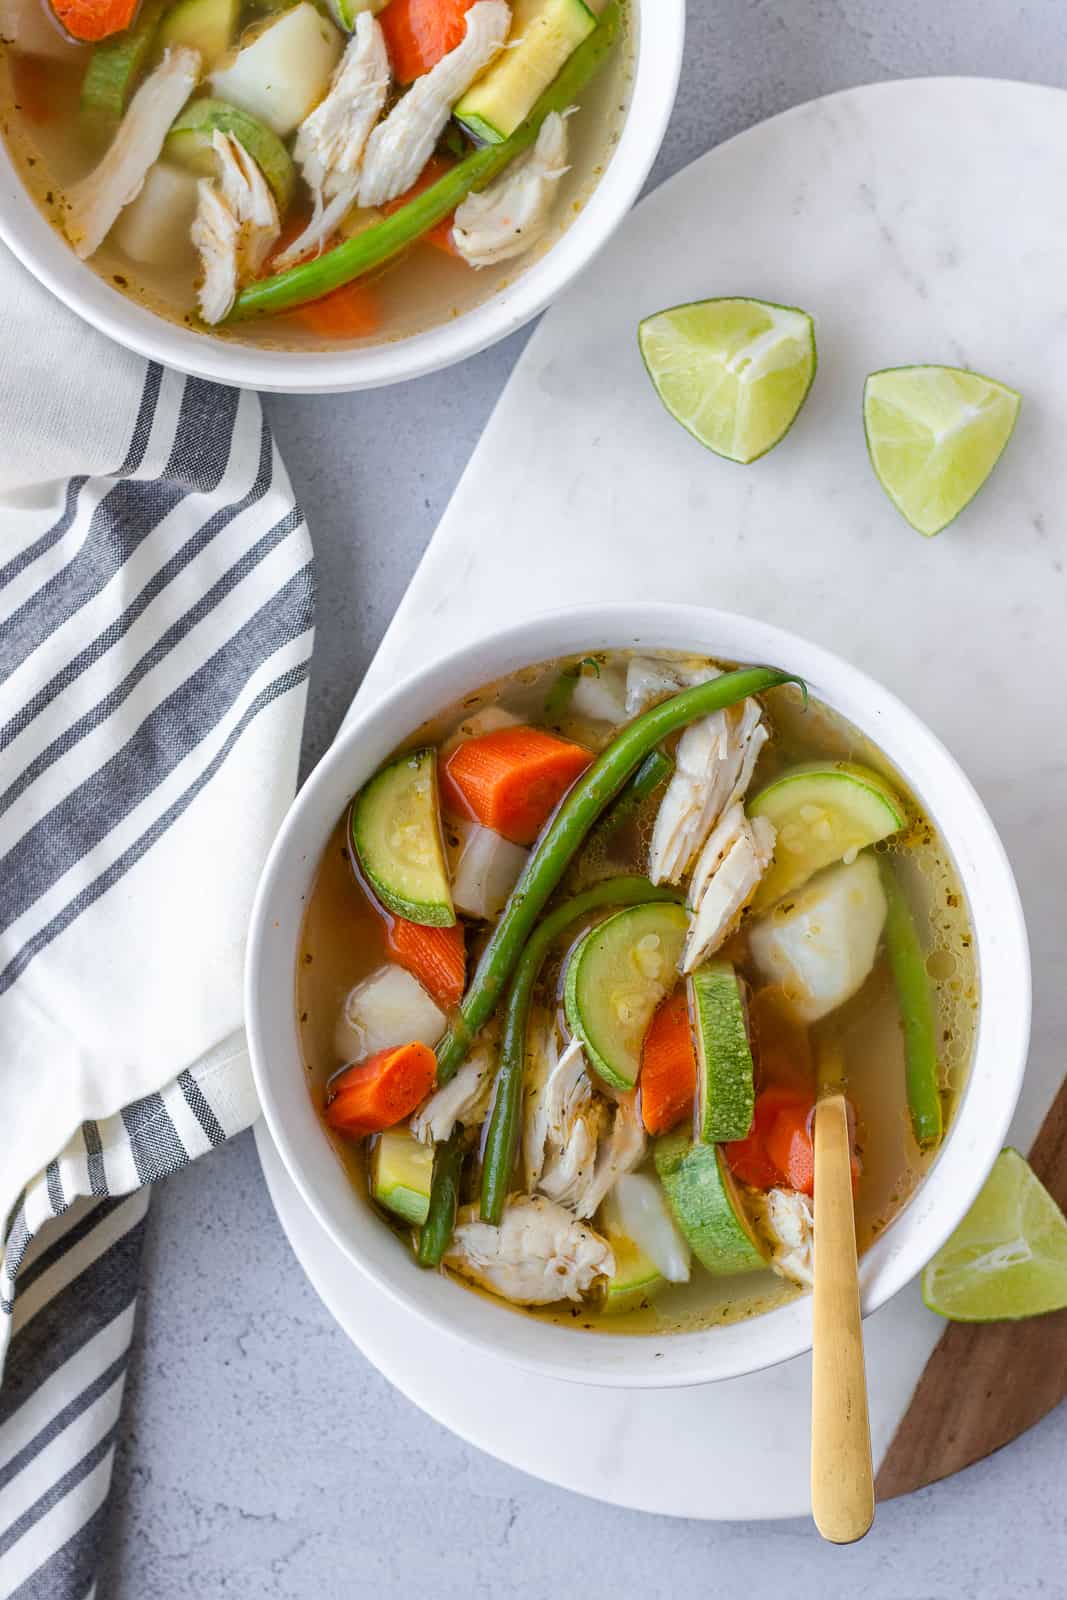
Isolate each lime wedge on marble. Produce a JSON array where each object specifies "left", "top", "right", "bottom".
[
  {"left": 638, "top": 297, "right": 816, "bottom": 464},
  {"left": 922, "top": 1149, "right": 1067, "bottom": 1321},
  {"left": 864, "top": 365, "right": 1020, "bottom": 536}
]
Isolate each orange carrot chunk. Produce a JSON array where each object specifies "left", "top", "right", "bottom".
[
  {"left": 48, "top": 0, "right": 139, "bottom": 40},
  {"left": 379, "top": 0, "right": 477, "bottom": 83},
  {"left": 724, "top": 1086, "right": 810, "bottom": 1190},
  {"left": 326, "top": 1041, "right": 437, "bottom": 1138},
  {"left": 440, "top": 726, "right": 593, "bottom": 846},
  {"left": 763, "top": 1099, "right": 816, "bottom": 1196},
  {"left": 295, "top": 279, "right": 380, "bottom": 339},
  {"left": 388, "top": 918, "right": 466, "bottom": 1008},
  {"left": 640, "top": 988, "right": 696, "bottom": 1135},
  {"left": 382, "top": 154, "right": 460, "bottom": 254}
]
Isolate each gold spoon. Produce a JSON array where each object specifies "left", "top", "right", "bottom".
[{"left": 810, "top": 1044, "right": 875, "bottom": 1544}]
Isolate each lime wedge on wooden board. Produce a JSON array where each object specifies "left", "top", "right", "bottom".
[
  {"left": 638, "top": 298, "right": 816, "bottom": 464},
  {"left": 922, "top": 1149, "right": 1067, "bottom": 1321},
  {"left": 864, "top": 365, "right": 1020, "bottom": 536}
]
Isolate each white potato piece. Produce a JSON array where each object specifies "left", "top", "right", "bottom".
[
  {"left": 748, "top": 853, "right": 888, "bottom": 1024},
  {"left": 569, "top": 665, "right": 627, "bottom": 724},
  {"left": 600, "top": 1172, "right": 691, "bottom": 1283},
  {"left": 113, "top": 161, "right": 199, "bottom": 265},
  {"left": 447, "top": 820, "right": 527, "bottom": 919},
  {"left": 334, "top": 963, "right": 445, "bottom": 1063},
  {"left": 210, "top": 3, "right": 342, "bottom": 136}
]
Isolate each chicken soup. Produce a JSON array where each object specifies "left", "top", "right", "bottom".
[
  {"left": 297, "top": 651, "right": 977, "bottom": 1332},
  {"left": 0, "top": 0, "right": 629, "bottom": 344}
]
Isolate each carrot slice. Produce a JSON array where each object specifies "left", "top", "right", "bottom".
[
  {"left": 382, "top": 154, "right": 459, "bottom": 255},
  {"left": 764, "top": 1099, "right": 816, "bottom": 1196},
  {"left": 295, "top": 280, "right": 380, "bottom": 338},
  {"left": 48, "top": 0, "right": 139, "bottom": 41},
  {"left": 326, "top": 1041, "right": 437, "bottom": 1137},
  {"left": 388, "top": 918, "right": 466, "bottom": 1008},
  {"left": 640, "top": 987, "right": 696, "bottom": 1135},
  {"left": 723, "top": 1086, "right": 810, "bottom": 1190},
  {"left": 440, "top": 726, "right": 593, "bottom": 846},
  {"left": 379, "top": 0, "right": 477, "bottom": 83}
]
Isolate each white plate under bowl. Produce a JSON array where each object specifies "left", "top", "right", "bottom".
[{"left": 255, "top": 76, "right": 1067, "bottom": 1514}]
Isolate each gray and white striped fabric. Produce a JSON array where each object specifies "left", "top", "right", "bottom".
[{"left": 0, "top": 248, "right": 314, "bottom": 1597}]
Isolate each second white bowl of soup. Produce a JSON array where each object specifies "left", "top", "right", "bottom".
[
  {"left": 0, "top": 0, "right": 682, "bottom": 391},
  {"left": 245, "top": 605, "right": 1030, "bottom": 1386}
]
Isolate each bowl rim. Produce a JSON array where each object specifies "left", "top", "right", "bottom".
[
  {"left": 0, "top": 0, "right": 685, "bottom": 393},
  {"left": 245, "top": 602, "right": 1032, "bottom": 1387}
]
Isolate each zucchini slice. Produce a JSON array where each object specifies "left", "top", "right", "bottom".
[
  {"left": 164, "top": 96, "right": 296, "bottom": 210},
  {"left": 351, "top": 748, "right": 456, "bottom": 928},
  {"left": 370, "top": 1127, "right": 434, "bottom": 1225},
  {"left": 564, "top": 901, "right": 688, "bottom": 1091},
  {"left": 654, "top": 1131, "right": 768, "bottom": 1277},
  {"left": 688, "top": 960, "right": 755, "bottom": 1144},
  {"left": 81, "top": 0, "right": 165, "bottom": 120},
  {"left": 601, "top": 1234, "right": 665, "bottom": 1315},
  {"left": 748, "top": 760, "right": 906, "bottom": 910},
  {"left": 455, "top": 0, "right": 597, "bottom": 144},
  {"left": 156, "top": 0, "right": 239, "bottom": 68}
]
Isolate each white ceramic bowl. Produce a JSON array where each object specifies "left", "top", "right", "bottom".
[
  {"left": 0, "top": 2, "right": 683, "bottom": 392},
  {"left": 245, "top": 603, "right": 1031, "bottom": 1387}
]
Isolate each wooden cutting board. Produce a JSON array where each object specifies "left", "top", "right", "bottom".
[{"left": 876, "top": 1074, "right": 1067, "bottom": 1498}]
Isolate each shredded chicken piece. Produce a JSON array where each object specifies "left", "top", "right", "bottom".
[
  {"left": 445, "top": 1195, "right": 614, "bottom": 1305},
  {"left": 192, "top": 131, "right": 280, "bottom": 323},
  {"left": 753, "top": 1187, "right": 814, "bottom": 1287},
  {"left": 573, "top": 1094, "right": 646, "bottom": 1220},
  {"left": 275, "top": 11, "right": 390, "bottom": 267},
  {"left": 411, "top": 1041, "right": 494, "bottom": 1145},
  {"left": 358, "top": 0, "right": 510, "bottom": 206},
  {"left": 452, "top": 109, "right": 569, "bottom": 267},
  {"left": 682, "top": 803, "right": 776, "bottom": 972},
  {"left": 522, "top": 1009, "right": 554, "bottom": 1188},
  {"left": 530, "top": 1035, "right": 605, "bottom": 1211},
  {"left": 65, "top": 47, "right": 201, "bottom": 260},
  {"left": 648, "top": 697, "right": 768, "bottom": 885}
]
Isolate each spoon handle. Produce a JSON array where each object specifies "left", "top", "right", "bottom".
[{"left": 811, "top": 1090, "right": 875, "bottom": 1544}]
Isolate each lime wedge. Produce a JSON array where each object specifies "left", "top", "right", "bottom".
[
  {"left": 638, "top": 298, "right": 816, "bottom": 464},
  {"left": 922, "top": 1149, "right": 1067, "bottom": 1321},
  {"left": 864, "top": 365, "right": 1020, "bottom": 536}
]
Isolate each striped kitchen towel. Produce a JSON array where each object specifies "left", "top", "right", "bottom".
[{"left": 0, "top": 246, "right": 314, "bottom": 1597}]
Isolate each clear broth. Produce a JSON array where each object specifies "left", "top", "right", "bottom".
[{"left": 296, "top": 651, "right": 979, "bottom": 1335}]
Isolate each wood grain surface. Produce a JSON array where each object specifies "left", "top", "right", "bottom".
[{"left": 875, "top": 1075, "right": 1067, "bottom": 1500}]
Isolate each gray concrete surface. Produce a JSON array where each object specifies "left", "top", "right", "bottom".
[{"left": 103, "top": 4, "right": 1067, "bottom": 1593}]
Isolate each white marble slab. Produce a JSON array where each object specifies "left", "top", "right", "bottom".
[{"left": 259, "top": 76, "right": 1067, "bottom": 1518}]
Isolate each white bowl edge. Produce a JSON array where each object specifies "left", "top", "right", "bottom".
[{"left": 245, "top": 602, "right": 1032, "bottom": 1388}]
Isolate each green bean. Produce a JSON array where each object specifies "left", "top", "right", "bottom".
[
  {"left": 601, "top": 748, "right": 673, "bottom": 827},
  {"left": 435, "top": 665, "right": 800, "bottom": 1086},
  {"left": 880, "top": 855, "right": 943, "bottom": 1149},
  {"left": 416, "top": 1128, "right": 465, "bottom": 1267},
  {"left": 479, "top": 876, "right": 683, "bottom": 1227},
  {"left": 228, "top": 3, "right": 620, "bottom": 322}
]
